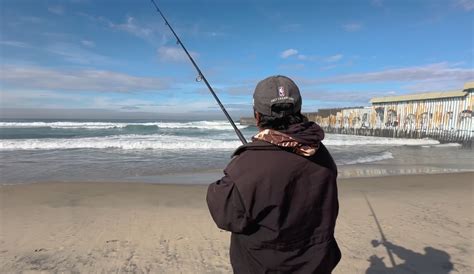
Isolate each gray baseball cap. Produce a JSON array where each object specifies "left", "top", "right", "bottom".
[{"left": 253, "top": 75, "right": 302, "bottom": 117}]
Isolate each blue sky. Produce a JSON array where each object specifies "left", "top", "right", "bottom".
[{"left": 0, "top": 0, "right": 473, "bottom": 119}]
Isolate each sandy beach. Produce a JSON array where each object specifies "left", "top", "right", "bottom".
[{"left": 0, "top": 172, "right": 472, "bottom": 273}]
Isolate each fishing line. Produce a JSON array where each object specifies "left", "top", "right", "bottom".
[{"left": 149, "top": 0, "right": 247, "bottom": 144}]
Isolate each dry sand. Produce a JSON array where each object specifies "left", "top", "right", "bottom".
[{"left": 0, "top": 172, "right": 472, "bottom": 273}]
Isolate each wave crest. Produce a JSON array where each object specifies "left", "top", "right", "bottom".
[
  {"left": 0, "top": 134, "right": 242, "bottom": 150},
  {"left": 0, "top": 121, "right": 249, "bottom": 130},
  {"left": 343, "top": 151, "right": 394, "bottom": 165}
]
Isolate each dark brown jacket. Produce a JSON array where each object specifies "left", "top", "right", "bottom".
[{"left": 207, "top": 123, "right": 341, "bottom": 273}]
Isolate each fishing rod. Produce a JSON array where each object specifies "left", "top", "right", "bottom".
[
  {"left": 149, "top": 0, "right": 247, "bottom": 145},
  {"left": 363, "top": 192, "right": 396, "bottom": 268}
]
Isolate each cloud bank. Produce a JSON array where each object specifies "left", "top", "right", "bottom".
[
  {"left": 301, "top": 63, "right": 473, "bottom": 85},
  {"left": 1, "top": 65, "right": 170, "bottom": 92}
]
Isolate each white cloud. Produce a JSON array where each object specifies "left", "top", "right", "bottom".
[
  {"left": 342, "top": 23, "right": 363, "bottom": 32},
  {"left": 455, "top": 0, "right": 474, "bottom": 11},
  {"left": 89, "top": 97, "right": 181, "bottom": 112},
  {"left": 0, "top": 89, "right": 85, "bottom": 108},
  {"left": 187, "top": 22, "right": 228, "bottom": 38},
  {"left": 157, "top": 46, "right": 198, "bottom": 62},
  {"left": 303, "top": 89, "right": 390, "bottom": 104},
  {"left": 296, "top": 54, "right": 319, "bottom": 61},
  {"left": 300, "top": 63, "right": 474, "bottom": 86},
  {"left": 79, "top": 13, "right": 168, "bottom": 45},
  {"left": 296, "top": 54, "right": 308, "bottom": 60},
  {"left": 111, "top": 16, "right": 153, "bottom": 40},
  {"left": 48, "top": 6, "right": 64, "bottom": 15},
  {"left": 46, "top": 43, "right": 109, "bottom": 65},
  {"left": 0, "top": 65, "right": 170, "bottom": 93},
  {"left": 281, "top": 50, "right": 337, "bottom": 62},
  {"left": 80, "top": 40, "right": 95, "bottom": 48},
  {"left": 1, "top": 35, "right": 98, "bottom": 67},
  {"left": 280, "top": 48, "right": 299, "bottom": 58},
  {"left": 0, "top": 40, "right": 30, "bottom": 48},
  {"left": 325, "top": 54, "right": 343, "bottom": 63}
]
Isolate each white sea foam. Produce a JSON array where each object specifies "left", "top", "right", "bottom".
[
  {"left": 143, "top": 121, "right": 248, "bottom": 130},
  {"left": 0, "top": 132, "right": 443, "bottom": 151},
  {"left": 421, "top": 143, "right": 462, "bottom": 148},
  {"left": 343, "top": 151, "right": 394, "bottom": 165},
  {"left": 324, "top": 134, "right": 440, "bottom": 146},
  {"left": 0, "top": 121, "right": 127, "bottom": 129},
  {"left": 0, "top": 134, "right": 242, "bottom": 151},
  {"left": 0, "top": 121, "right": 249, "bottom": 130}
]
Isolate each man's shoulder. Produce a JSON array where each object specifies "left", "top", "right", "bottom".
[
  {"left": 226, "top": 140, "right": 284, "bottom": 177},
  {"left": 229, "top": 141, "right": 337, "bottom": 176},
  {"left": 231, "top": 140, "right": 282, "bottom": 157}
]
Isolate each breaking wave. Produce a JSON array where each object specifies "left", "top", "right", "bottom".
[
  {"left": 421, "top": 143, "right": 462, "bottom": 148},
  {"left": 1, "top": 135, "right": 439, "bottom": 152},
  {"left": 324, "top": 134, "right": 440, "bottom": 146},
  {"left": 0, "top": 134, "right": 242, "bottom": 151},
  {"left": 0, "top": 121, "right": 249, "bottom": 130},
  {"left": 343, "top": 151, "right": 394, "bottom": 165}
]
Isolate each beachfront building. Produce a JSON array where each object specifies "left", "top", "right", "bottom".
[
  {"left": 370, "top": 82, "right": 473, "bottom": 132},
  {"left": 308, "top": 82, "right": 473, "bottom": 145}
]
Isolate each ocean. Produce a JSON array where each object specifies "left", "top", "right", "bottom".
[{"left": 0, "top": 119, "right": 473, "bottom": 184}]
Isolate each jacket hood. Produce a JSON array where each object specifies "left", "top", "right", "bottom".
[
  {"left": 251, "top": 122, "right": 325, "bottom": 157},
  {"left": 281, "top": 121, "right": 325, "bottom": 145}
]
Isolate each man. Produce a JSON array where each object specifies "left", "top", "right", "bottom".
[{"left": 207, "top": 75, "right": 341, "bottom": 273}]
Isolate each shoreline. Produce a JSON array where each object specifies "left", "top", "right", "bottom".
[
  {"left": 1, "top": 172, "right": 473, "bottom": 273},
  {"left": 1, "top": 169, "right": 473, "bottom": 186}
]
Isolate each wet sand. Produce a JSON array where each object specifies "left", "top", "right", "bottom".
[{"left": 0, "top": 172, "right": 472, "bottom": 273}]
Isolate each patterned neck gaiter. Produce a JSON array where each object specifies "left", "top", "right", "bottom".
[{"left": 252, "top": 129, "right": 319, "bottom": 157}]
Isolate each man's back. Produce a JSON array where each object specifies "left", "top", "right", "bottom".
[
  {"left": 207, "top": 76, "right": 341, "bottom": 273},
  {"left": 207, "top": 140, "right": 341, "bottom": 273}
]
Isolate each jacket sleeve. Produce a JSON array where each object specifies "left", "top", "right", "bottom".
[{"left": 206, "top": 172, "right": 252, "bottom": 233}]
